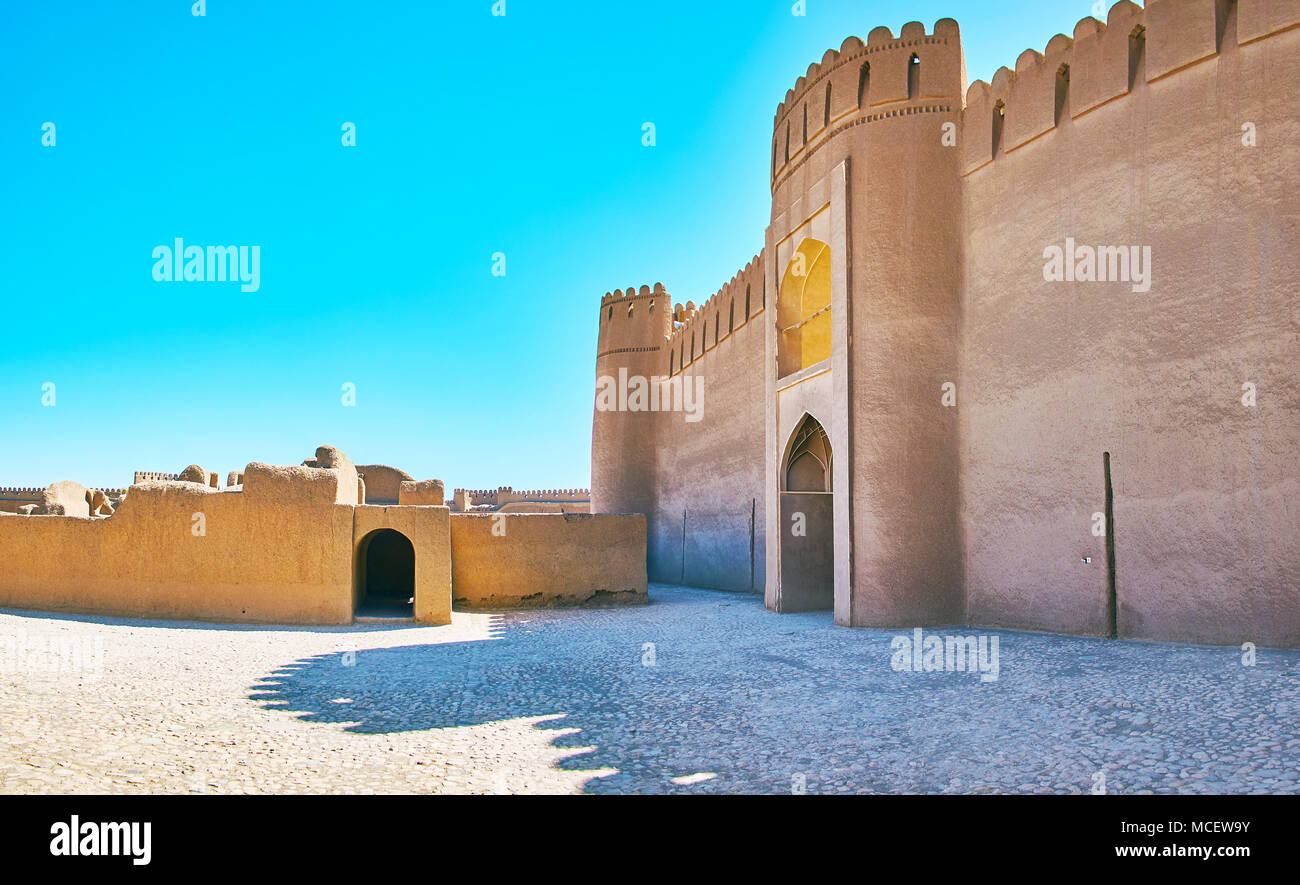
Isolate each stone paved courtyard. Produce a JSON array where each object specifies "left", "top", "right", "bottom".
[{"left": 1, "top": 585, "right": 1296, "bottom": 794}]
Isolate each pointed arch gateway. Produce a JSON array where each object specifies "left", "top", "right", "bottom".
[
  {"left": 778, "top": 413, "right": 834, "bottom": 611},
  {"left": 784, "top": 414, "right": 831, "bottom": 492}
]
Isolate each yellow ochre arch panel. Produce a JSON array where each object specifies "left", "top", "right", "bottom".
[{"left": 778, "top": 238, "right": 832, "bottom": 377}]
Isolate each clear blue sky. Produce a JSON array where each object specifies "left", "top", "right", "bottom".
[{"left": 0, "top": 0, "right": 1097, "bottom": 491}]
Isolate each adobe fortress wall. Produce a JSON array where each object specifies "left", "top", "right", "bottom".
[
  {"left": 0, "top": 463, "right": 359, "bottom": 625},
  {"left": 453, "top": 487, "right": 591, "bottom": 513},
  {"left": 591, "top": 0, "right": 1296, "bottom": 646},
  {"left": 957, "top": 0, "right": 1300, "bottom": 645},
  {"left": 592, "top": 284, "right": 672, "bottom": 520},
  {"left": 651, "top": 257, "right": 768, "bottom": 592},
  {"left": 0, "top": 488, "right": 45, "bottom": 514},
  {"left": 591, "top": 253, "right": 769, "bottom": 593}
]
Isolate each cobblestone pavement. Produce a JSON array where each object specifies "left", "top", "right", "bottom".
[{"left": 1, "top": 585, "right": 1296, "bottom": 794}]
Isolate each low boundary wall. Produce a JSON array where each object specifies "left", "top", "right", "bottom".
[{"left": 451, "top": 513, "right": 647, "bottom": 609}]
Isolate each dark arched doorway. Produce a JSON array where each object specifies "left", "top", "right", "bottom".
[
  {"left": 357, "top": 529, "right": 415, "bottom": 618},
  {"left": 779, "top": 413, "right": 834, "bottom": 611}
]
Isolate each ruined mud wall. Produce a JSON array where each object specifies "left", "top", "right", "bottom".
[
  {"left": 355, "top": 465, "right": 414, "bottom": 504},
  {"left": 449, "top": 513, "right": 647, "bottom": 608},
  {"left": 958, "top": 0, "right": 1300, "bottom": 646},
  {"left": 0, "top": 464, "right": 358, "bottom": 625}
]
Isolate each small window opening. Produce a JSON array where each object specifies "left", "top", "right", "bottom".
[
  {"left": 1054, "top": 64, "right": 1070, "bottom": 126},
  {"left": 992, "top": 99, "right": 1006, "bottom": 156},
  {"left": 1128, "top": 26, "right": 1146, "bottom": 91}
]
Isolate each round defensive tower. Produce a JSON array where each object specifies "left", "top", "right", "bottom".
[
  {"left": 765, "top": 19, "right": 967, "bottom": 627},
  {"left": 591, "top": 284, "right": 672, "bottom": 515}
]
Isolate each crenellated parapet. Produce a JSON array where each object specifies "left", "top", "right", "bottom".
[
  {"left": 665, "top": 252, "right": 765, "bottom": 375},
  {"left": 456, "top": 487, "right": 591, "bottom": 503},
  {"left": 507, "top": 488, "right": 590, "bottom": 500},
  {"left": 596, "top": 283, "right": 673, "bottom": 359},
  {"left": 0, "top": 486, "right": 127, "bottom": 517},
  {"left": 451, "top": 486, "right": 591, "bottom": 513},
  {"left": 960, "top": 0, "right": 1298, "bottom": 175},
  {"left": 771, "top": 19, "right": 965, "bottom": 186},
  {"left": 599, "top": 284, "right": 663, "bottom": 308},
  {"left": 591, "top": 250, "right": 765, "bottom": 379},
  {"left": 134, "top": 471, "right": 181, "bottom": 484},
  {"left": 0, "top": 488, "right": 45, "bottom": 514}
]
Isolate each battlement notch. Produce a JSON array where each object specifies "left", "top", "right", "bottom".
[{"left": 959, "top": 0, "right": 1296, "bottom": 175}]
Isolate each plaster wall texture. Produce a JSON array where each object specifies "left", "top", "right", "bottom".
[
  {"left": 651, "top": 296, "right": 768, "bottom": 593},
  {"left": 449, "top": 513, "right": 647, "bottom": 608},
  {"left": 959, "top": 1, "right": 1300, "bottom": 646}
]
